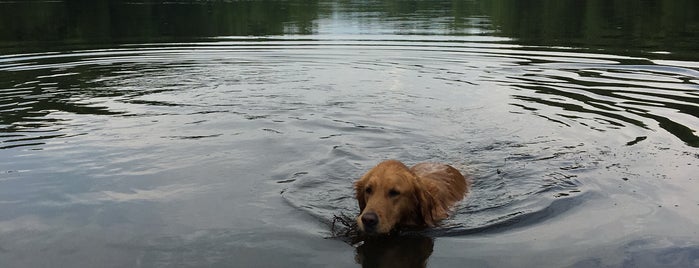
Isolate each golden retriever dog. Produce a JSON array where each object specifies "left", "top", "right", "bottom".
[{"left": 354, "top": 160, "right": 469, "bottom": 234}]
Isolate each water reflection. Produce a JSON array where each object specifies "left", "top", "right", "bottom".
[
  {"left": 506, "top": 62, "right": 699, "bottom": 147},
  {"left": 0, "top": 0, "right": 321, "bottom": 45},
  {"left": 355, "top": 235, "right": 434, "bottom": 268},
  {"left": 1, "top": 1, "right": 698, "bottom": 267},
  {"left": 571, "top": 239, "right": 699, "bottom": 268},
  {"left": 2, "top": 0, "right": 698, "bottom": 58},
  {"left": 3, "top": 37, "right": 698, "bottom": 227}
]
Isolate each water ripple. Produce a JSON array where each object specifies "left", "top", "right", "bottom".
[
  {"left": 1, "top": 36, "right": 698, "bottom": 237},
  {"left": 504, "top": 60, "right": 699, "bottom": 147}
]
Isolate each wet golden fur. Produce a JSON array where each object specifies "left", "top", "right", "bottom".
[{"left": 354, "top": 160, "right": 469, "bottom": 234}]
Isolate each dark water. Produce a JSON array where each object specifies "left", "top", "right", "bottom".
[{"left": 1, "top": 1, "right": 699, "bottom": 267}]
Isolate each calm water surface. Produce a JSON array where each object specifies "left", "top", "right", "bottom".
[{"left": 1, "top": 1, "right": 699, "bottom": 267}]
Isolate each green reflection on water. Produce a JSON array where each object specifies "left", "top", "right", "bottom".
[{"left": 1, "top": 0, "right": 698, "bottom": 58}]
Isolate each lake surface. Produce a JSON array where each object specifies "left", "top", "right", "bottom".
[{"left": 1, "top": 1, "right": 699, "bottom": 267}]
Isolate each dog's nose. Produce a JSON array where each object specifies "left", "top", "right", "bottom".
[{"left": 361, "top": 212, "right": 379, "bottom": 228}]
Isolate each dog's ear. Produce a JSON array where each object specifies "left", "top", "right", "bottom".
[
  {"left": 416, "top": 183, "right": 446, "bottom": 227},
  {"left": 416, "top": 187, "right": 436, "bottom": 226},
  {"left": 354, "top": 176, "right": 367, "bottom": 212}
]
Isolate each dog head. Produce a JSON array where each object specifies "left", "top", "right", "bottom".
[{"left": 354, "top": 160, "right": 440, "bottom": 234}]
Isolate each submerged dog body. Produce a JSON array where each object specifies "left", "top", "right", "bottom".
[{"left": 354, "top": 160, "right": 469, "bottom": 234}]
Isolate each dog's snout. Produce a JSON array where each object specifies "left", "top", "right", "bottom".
[{"left": 361, "top": 212, "right": 379, "bottom": 228}]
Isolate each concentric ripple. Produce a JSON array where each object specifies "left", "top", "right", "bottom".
[{"left": 1, "top": 36, "right": 698, "bottom": 236}]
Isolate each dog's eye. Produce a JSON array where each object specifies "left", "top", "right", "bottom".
[
  {"left": 388, "top": 189, "right": 400, "bottom": 197},
  {"left": 365, "top": 187, "right": 373, "bottom": 194}
]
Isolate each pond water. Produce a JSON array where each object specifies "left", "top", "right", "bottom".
[{"left": 1, "top": 1, "right": 699, "bottom": 267}]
